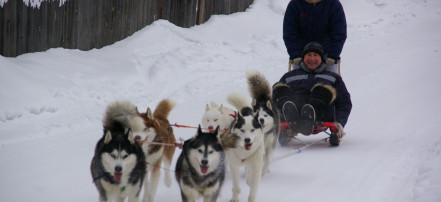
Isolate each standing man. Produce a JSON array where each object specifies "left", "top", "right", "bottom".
[{"left": 283, "top": 0, "right": 347, "bottom": 74}]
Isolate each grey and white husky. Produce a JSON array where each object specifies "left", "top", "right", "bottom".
[
  {"left": 91, "top": 101, "right": 147, "bottom": 202},
  {"left": 246, "top": 70, "right": 280, "bottom": 175},
  {"left": 175, "top": 126, "right": 229, "bottom": 202}
]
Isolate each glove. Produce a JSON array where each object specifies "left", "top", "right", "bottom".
[
  {"left": 326, "top": 58, "right": 335, "bottom": 66},
  {"left": 292, "top": 57, "right": 302, "bottom": 65},
  {"left": 336, "top": 123, "right": 344, "bottom": 138}
]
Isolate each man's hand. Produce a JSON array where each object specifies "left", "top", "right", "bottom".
[
  {"left": 292, "top": 57, "right": 302, "bottom": 65},
  {"left": 337, "top": 123, "right": 344, "bottom": 138},
  {"left": 326, "top": 58, "right": 335, "bottom": 66}
]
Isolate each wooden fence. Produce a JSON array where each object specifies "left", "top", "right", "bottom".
[{"left": 0, "top": 0, "right": 254, "bottom": 57}]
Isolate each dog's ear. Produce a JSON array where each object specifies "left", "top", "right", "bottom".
[
  {"left": 205, "top": 104, "right": 210, "bottom": 111},
  {"left": 197, "top": 124, "right": 203, "bottom": 136},
  {"left": 251, "top": 98, "right": 257, "bottom": 107},
  {"left": 237, "top": 111, "right": 244, "bottom": 119},
  {"left": 147, "top": 107, "right": 153, "bottom": 120},
  {"left": 104, "top": 130, "right": 112, "bottom": 144},
  {"left": 233, "top": 113, "right": 244, "bottom": 129},
  {"left": 218, "top": 104, "right": 224, "bottom": 113},
  {"left": 266, "top": 100, "right": 272, "bottom": 110},
  {"left": 125, "top": 128, "right": 135, "bottom": 145},
  {"left": 252, "top": 114, "right": 263, "bottom": 129}
]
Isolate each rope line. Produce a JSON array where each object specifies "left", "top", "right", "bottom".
[{"left": 170, "top": 123, "right": 230, "bottom": 133}]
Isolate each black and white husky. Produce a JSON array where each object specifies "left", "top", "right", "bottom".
[
  {"left": 175, "top": 126, "right": 227, "bottom": 202},
  {"left": 246, "top": 70, "right": 280, "bottom": 175},
  {"left": 91, "top": 101, "right": 147, "bottom": 202},
  {"left": 226, "top": 92, "right": 265, "bottom": 202}
]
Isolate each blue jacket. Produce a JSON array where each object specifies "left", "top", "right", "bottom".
[
  {"left": 278, "top": 68, "right": 352, "bottom": 127},
  {"left": 283, "top": 0, "right": 347, "bottom": 60}
]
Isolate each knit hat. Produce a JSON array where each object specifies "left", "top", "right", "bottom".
[{"left": 302, "top": 41, "right": 325, "bottom": 61}]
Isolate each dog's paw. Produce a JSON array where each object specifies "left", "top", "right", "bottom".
[
  {"left": 248, "top": 195, "right": 257, "bottom": 202},
  {"left": 231, "top": 188, "right": 240, "bottom": 202}
]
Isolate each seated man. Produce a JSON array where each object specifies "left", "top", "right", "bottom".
[{"left": 273, "top": 41, "right": 352, "bottom": 139}]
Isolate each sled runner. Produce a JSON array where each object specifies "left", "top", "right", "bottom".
[{"left": 278, "top": 121, "right": 342, "bottom": 146}]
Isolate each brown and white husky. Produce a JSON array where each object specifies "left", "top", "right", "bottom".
[{"left": 136, "top": 99, "right": 176, "bottom": 202}]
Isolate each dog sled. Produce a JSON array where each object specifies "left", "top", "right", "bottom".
[{"left": 278, "top": 121, "right": 342, "bottom": 146}]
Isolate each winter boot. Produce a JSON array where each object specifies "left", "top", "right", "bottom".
[
  {"left": 309, "top": 83, "right": 337, "bottom": 120},
  {"left": 282, "top": 101, "right": 302, "bottom": 134},
  {"left": 300, "top": 104, "right": 315, "bottom": 135}
]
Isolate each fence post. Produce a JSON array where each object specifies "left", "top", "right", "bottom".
[{"left": 196, "top": 0, "right": 205, "bottom": 25}]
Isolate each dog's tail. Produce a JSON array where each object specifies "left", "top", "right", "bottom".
[
  {"left": 227, "top": 93, "right": 251, "bottom": 111},
  {"left": 227, "top": 92, "right": 255, "bottom": 117},
  {"left": 246, "top": 69, "right": 271, "bottom": 101},
  {"left": 103, "top": 101, "right": 145, "bottom": 132},
  {"left": 153, "top": 99, "right": 176, "bottom": 120},
  {"left": 220, "top": 133, "right": 240, "bottom": 150}
]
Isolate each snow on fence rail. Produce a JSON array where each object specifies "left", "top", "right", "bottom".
[{"left": 0, "top": 0, "right": 254, "bottom": 57}]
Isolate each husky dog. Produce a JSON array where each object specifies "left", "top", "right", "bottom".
[
  {"left": 246, "top": 70, "right": 280, "bottom": 175},
  {"left": 175, "top": 125, "right": 239, "bottom": 202},
  {"left": 175, "top": 126, "right": 225, "bottom": 202},
  {"left": 226, "top": 93, "right": 265, "bottom": 202},
  {"left": 136, "top": 99, "right": 176, "bottom": 202},
  {"left": 201, "top": 101, "right": 235, "bottom": 131},
  {"left": 91, "top": 101, "right": 147, "bottom": 202}
]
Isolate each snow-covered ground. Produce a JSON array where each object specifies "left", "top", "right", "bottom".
[{"left": 1, "top": 0, "right": 441, "bottom": 201}]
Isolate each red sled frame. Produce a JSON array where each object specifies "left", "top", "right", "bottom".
[{"left": 279, "top": 121, "right": 341, "bottom": 146}]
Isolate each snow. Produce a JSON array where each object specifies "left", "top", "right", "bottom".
[
  {"left": 0, "top": 0, "right": 68, "bottom": 8},
  {"left": 1, "top": 0, "right": 441, "bottom": 201}
]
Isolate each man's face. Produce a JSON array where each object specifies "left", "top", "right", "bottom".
[{"left": 304, "top": 52, "right": 322, "bottom": 71}]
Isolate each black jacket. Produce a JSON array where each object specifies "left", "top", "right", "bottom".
[{"left": 283, "top": 0, "right": 347, "bottom": 60}]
